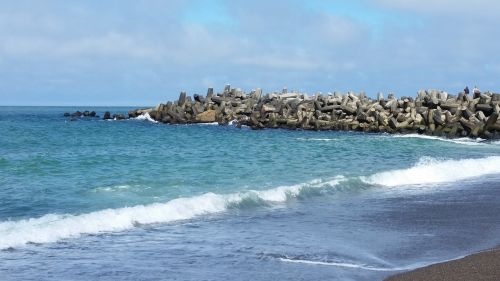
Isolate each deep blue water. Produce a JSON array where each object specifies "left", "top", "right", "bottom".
[{"left": 1, "top": 106, "right": 500, "bottom": 280}]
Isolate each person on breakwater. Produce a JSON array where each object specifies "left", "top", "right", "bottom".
[
  {"left": 463, "top": 86, "right": 470, "bottom": 101},
  {"left": 473, "top": 86, "right": 481, "bottom": 98}
]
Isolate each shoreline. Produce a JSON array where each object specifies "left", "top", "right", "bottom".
[{"left": 385, "top": 248, "right": 500, "bottom": 281}]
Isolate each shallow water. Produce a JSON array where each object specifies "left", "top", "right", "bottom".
[{"left": 1, "top": 106, "right": 500, "bottom": 280}]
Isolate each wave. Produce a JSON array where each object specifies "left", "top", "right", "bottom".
[
  {"left": 133, "top": 113, "right": 158, "bottom": 123},
  {"left": 278, "top": 257, "right": 458, "bottom": 272},
  {"left": 196, "top": 122, "right": 219, "bottom": 126},
  {"left": 91, "top": 184, "right": 150, "bottom": 193},
  {"left": 278, "top": 257, "right": 399, "bottom": 271},
  {"left": 392, "top": 134, "right": 486, "bottom": 146},
  {"left": 361, "top": 156, "right": 500, "bottom": 187},
  {"left": 0, "top": 177, "right": 343, "bottom": 250},
  {"left": 296, "top": 138, "right": 339, "bottom": 142}
]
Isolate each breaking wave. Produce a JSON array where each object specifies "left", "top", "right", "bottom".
[
  {"left": 279, "top": 257, "right": 400, "bottom": 271},
  {"left": 133, "top": 113, "right": 158, "bottom": 123},
  {"left": 296, "top": 138, "right": 339, "bottom": 142},
  {"left": 0, "top": 177, "right": 343, "bottom": 250},
  {"left": 278, "top": 256, "right": 457, "bottom": 272},
  {"left": 361, "top": 156, "right": 500, "bottom": 187},
  {"left": 392, "top": 134, "right": 487, "bottom": 146}
]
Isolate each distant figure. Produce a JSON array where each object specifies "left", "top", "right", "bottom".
[
  {"left": 473, "top": 85, "right": 481, "bottom": 98},
  {"left": 463, "top": 86, "right": 469, "bottom": 101}
]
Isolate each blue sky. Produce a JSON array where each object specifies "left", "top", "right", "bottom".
[{"left": 0, "top": 0, "right": 499, "bottom": 105}]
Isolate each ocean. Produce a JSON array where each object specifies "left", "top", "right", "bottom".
[{"left": 1, "top": 106, "right": 500, "bottom": 281}]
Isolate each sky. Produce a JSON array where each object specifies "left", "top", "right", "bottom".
[{"left": 0, "top": 0, "right": 499, "bottom": 105}]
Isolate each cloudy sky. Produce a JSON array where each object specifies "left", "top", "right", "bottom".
[{"left": 1, "top": 0, "right": 499, "bottom": 105}]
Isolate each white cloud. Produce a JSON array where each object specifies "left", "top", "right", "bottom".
[
  {"left": 232, "top": 55, "right": 319, "bottom": 70},
  {"left": 0, "top": 32, "right": 162, "bottom": 59},
  {"left": 374, "top": 0, "right": 500, "bottom": 17}
]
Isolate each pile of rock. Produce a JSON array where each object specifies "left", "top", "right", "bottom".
[
  {"left": 63, "top": 110, "right": 98, "bottom": 118},
  {"left": 127, "top": 85, "right": 500, "bottom": 139}
]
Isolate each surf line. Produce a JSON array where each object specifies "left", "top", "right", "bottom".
[{"left": 278, "top": 255, "right": 467, "bottom": 272}]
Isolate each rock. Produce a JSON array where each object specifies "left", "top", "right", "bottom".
[
  {"left": 194, "top": 94, "right": 205, "bottom": 103},
  {"left": 206, "top": 88, "right": 214, "bottom": 100},
  {"left": 476, "top": 104, "right": 493, "bottom": 115},
  {"left": 279, "top": 93, "right": 299, "bottom": 99},
  {"left": 476, "top": 111, "right": 487, "bottom": 122},
  {"left": 262, "top": 104, "right": 276, "bottom": 113},
  {"left": 433, "top": 110, "right": 445, "bottom": 126},
  {"left": 122, "top": 86, "right": 500, "bottom": 139},
  {"left": 211, "top": 96, "right": 226, "bottom": 105},
  {"left": 128, "top": 110, "right": 138, "bottom": 118},
  {"left": 357, "top": 112, "right": 369, "bottom": 123},
  {"left": 461, "top": 107, "right": 474, "bottom": 119},
  {"left": 484, "top": 113, "right": 499, "bottom": 131},
  {"left": 389, "top": 117, "right": 398, "bottom": 130},
  {"left": 195, "top": 110, "right": 216, "bottom": 123},
  {"left": 103, "top": 111, "right": 111, "bottom": 120},
  {"left": 113, "top": 113, "right": 126, "bottom": 120},
  {"left": 178, "top": 92, "right": 187, "bottom": 107},
  {"left": 63, "top": 112, "right": 70, "bottom": 117},
  {"left": 341, "top": 105, "right": 357, "bottom": 115}
]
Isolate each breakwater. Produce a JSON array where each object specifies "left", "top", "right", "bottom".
[{"left": 98, "top": 85, "right": 500, "bottom": 138}]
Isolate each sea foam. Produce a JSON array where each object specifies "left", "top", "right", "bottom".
[
  {"left": 278, "top": 257, "right": 457, "bottom": 272},
  {"left": 392, "top": 134, "right": 487, "bottom": 146},
  {"left": 296, "top": 138, "right": 339, "bottom": 142},
  {"left": 362, "top": 156, "right": 500, "bottom": 187},
  {"left": 0, "top": 177, "right": 343, "bottom": 250},
  {"left": 134, "top": 112, "right": 158, "bottom": 123},
  {"left": 278, "top": 257, "right": 401, "bottom": 271}
]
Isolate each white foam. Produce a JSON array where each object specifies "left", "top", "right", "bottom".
[
  {"left": 392, "top": 134, "right": 486, "bottom": 146},
  {"left": 278, "top": 257, "right": 446, "bottom": 272},
  {"left": 296, "top": 138, "right": 339, "bottom": 142},
  {"left": 0, "top": 177, "right": 343, "bottom": 250},
  {"left": 196, "top": 122, "right": 219, "bottom": 126},
  {"left": 92, "top": 185, "right": 150, "bottom": 193},
  {"left": 362, "top": 156, "right": 500, "bottom": 187},
  {"left": 134, "top": 112, "right": 158, "bottom": 123},
  {"left": 278, "top": 258, "right": 395, "bottom": 271}
]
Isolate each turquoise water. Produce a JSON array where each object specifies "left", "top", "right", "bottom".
[{"left": 1, "top": 106, "right": 500, "bottom": 280}]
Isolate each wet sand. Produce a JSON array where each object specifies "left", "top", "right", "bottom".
[{"left": 385, "top": 248, "right": 500, "bottom": 281}]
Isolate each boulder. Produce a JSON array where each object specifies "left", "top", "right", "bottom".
[
  {"left": 103, "top": 111, "right": 111, "bottom": 120},
  {"left": 178, "top": 92, "right": 187, "bottom": 107},
  {"left": 195, "top": 110, "right": 216, "bottom": 123},
  {"left": 389, "top": 117, "right": 398, "bottom": 130},
  {"left": 113, "top": 113, "right": 126, "bottom": 120},
  {"left": 194, "top": 94, "right": 205, "bottom": 103},
  {"left": 476, "top": 104, "right": 493, "bottom": 115},
  {"left": 484, "top": 113, "right": 499, "bottom": 131}
]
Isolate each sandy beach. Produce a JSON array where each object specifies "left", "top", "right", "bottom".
[{"left": 385, "top": 248, "right": 500, "bottom": 281}]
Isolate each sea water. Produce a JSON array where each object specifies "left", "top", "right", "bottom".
[{"left": 1, "top": 106, "right": 500, "bottom": 281}]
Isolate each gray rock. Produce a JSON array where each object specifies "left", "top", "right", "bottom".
[
  {"left": 103, "top": 111, "right": 111, "bottom": 120},
  {"left": 178, "top": 92, "right": 187, "bottom": 107}
]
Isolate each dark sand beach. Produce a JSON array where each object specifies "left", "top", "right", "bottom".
[{"left": 385, "top": 248, "right": 500, "bottom": 281}]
